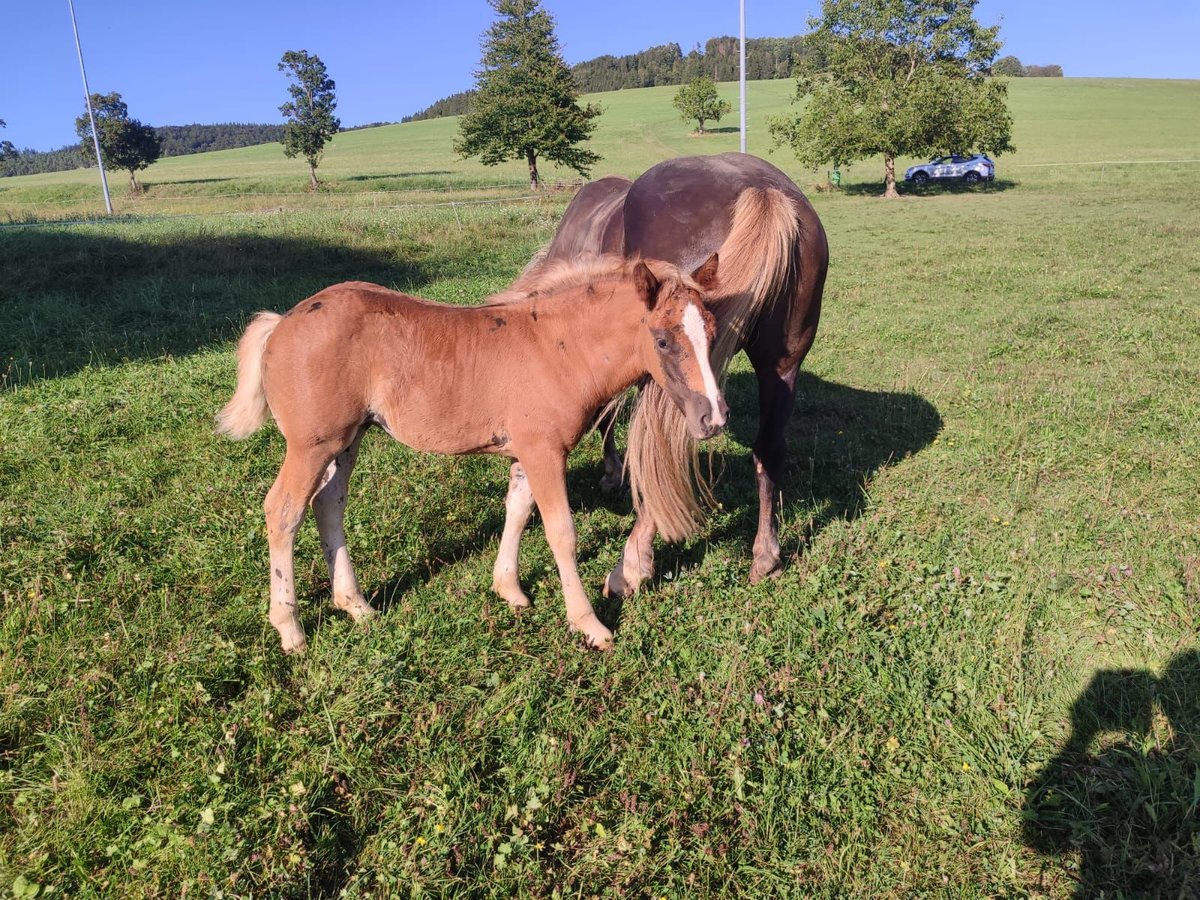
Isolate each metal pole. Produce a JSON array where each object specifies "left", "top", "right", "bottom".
[
  {"left": 739, "top": 0, "right": 747, "bottom": 153},
  {"left": 68, "top": 0, "right": 112, "bottom": 215}
]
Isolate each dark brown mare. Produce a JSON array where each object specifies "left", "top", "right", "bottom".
[
  {"left": 217, "top": 256, "right": 727, "bottom": 653},
  {"left": 519, "top": 152, "right": 829, "bottom": 594}
]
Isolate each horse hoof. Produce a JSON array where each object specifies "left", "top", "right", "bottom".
[
  {"left": 749, "top": 558, "right": 783, "bottom": 585},
  {"left": 569, "top": 614, "right": 613, "bottom": 651},
  {"left": 598, "top": 471, "right": 624, "bottom": 494},
  {"left": 603, "top": 569, "right": 629, "bottom": 599},
  {"left": 280, "top": 635, "right": 308, "bottom": 655}
]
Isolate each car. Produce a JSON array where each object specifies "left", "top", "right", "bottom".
[{"left": 905, "top": 154, "right": 995, "bottom": 185}]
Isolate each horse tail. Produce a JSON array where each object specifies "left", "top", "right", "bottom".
[
  {"left": 215, "top": 312, "right": 283, "bottom": 439},
  {"left": 627, "top": 186, "right": 801, "bottom": 542}
]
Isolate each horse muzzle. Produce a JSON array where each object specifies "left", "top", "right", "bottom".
[{"left": 684, "top": 393, "right": 729, "bottom": 441}]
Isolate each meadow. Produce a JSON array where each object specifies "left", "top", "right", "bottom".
[{"left": 1, "top": 77, "right": 1199, "bottom": 897}]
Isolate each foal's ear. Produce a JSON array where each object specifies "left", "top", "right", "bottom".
[
  {"left": 632, "top": 260, "right": 660, "bottom": 310},
  {"left": 691, "top": 252, "right": 720, "bottom": 291}
]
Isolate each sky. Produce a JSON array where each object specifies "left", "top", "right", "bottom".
[{"left": 4, "top": 0, "right": 1197, "bottom": 152}]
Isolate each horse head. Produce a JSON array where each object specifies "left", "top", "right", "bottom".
[{"left": 633, "top": 255, "right": 728, "bottom": 441}]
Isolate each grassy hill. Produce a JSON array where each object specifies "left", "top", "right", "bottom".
[{"left": 1, "top": 78, "right": 1199, "bottom": 897}]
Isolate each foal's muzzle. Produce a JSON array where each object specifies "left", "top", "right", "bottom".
[{"left": 685, "top": 393, "right": 729, "bottom": 440}]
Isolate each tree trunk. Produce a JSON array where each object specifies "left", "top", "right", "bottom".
[
  {"left": 308, "top": 162, "right": 319, "bottom": 192},
  {"left": 526, "top": 148, "right": 540, "bottom": 191},
  {"left": 129, "top": 170, "right": 140, "bottom": 194},
  {"left": 697, "top": 118, "right": 706, "bottom": 135},
  {"left": 883, "top": 154, "right": 899, "bottom": 198}
]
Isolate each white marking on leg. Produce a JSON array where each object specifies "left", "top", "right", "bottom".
[
  {"left": 493, "top": 463, "right": 535, "bottom": 611},
  {"left": 682, "top": 303, "right": 725, "bottom": 428}
]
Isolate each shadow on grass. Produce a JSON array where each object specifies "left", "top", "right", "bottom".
[
  {"left": 833, "top": 178, "right": 1019, "bottom": 197},
  {"left": 343, "top": 171, "right": 455, "bottom": 183},
  {"left": 1024, "top": 649, "right": 1200, "bottom": 896},
  {"left": 0, "top": 228, "right": 425, "bottom": 382}
]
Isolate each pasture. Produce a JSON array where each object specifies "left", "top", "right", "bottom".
[{"left": 2, "top": 77, "right": 1199, "bottom": 896}]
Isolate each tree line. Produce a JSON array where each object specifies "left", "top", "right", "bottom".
[
  {"left": 1, "top": 123, "right": 287, "bottom": 177},
  {"left": 404, "top": 35, "right": 817, "bottom": 122}
]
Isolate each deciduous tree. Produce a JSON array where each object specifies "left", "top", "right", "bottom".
[
  {"left": 278, "top": 50, "right": 340, "bottom": 191},
  {"left": 993, "top": 55, "right": 1024, "bottom": 77},
  {"left": 74, "top": 93, "right": 162, "bottom": 193},
  {"left": 0, "top": 120, "right": 17, "bottom": 170},
  {"left": 456, "top": 0, "right": 601, "bottom": 190},
  {"left": 769, "top": 0, "right": 1014, "bottom": 198},
  {"left": 672, "top": 77, "right": 732, "bottom": 134}
]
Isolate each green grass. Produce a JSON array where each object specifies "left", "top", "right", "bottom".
[{"left": 1, "top": 78, "right": 1199, "bottom": 897}]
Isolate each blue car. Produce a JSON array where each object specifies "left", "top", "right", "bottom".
[{"left": 905, "top": 154, "right": 995, "bottom": 185}]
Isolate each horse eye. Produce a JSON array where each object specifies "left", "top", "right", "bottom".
[{"left": 656, "top": 337, "right": 669, "bottom": 351}]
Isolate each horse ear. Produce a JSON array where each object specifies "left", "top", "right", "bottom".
[
  {"left": 691, "top": 253, "right": 720, "bottom": 291},
  {"left": 632, "top": 260, "right": 659, "bottom": 310}
]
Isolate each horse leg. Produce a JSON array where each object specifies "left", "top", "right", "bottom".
[
  {"left": 603, "top": 512, "right": 655, "bottom": 599},
  {"left": 520, "top": 451, "right": 614, "bottom": 650},
  {"left": 596, "top": 406, "right": 624, "bottom": 493},
  {"left": 491, "top": 462, "right": 535, "bottom": 612},
  {"left": 311, "top": 430, "right": 376, "bottom": 624},
  {"left": 263, "top": 444, "right": 335, "bottom": 653}
]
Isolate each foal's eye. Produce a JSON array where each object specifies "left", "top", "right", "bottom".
[{"left": 656, "top": 337, "right": 670, "bottom": 351}]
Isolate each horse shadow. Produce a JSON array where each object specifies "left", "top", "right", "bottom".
[
  {"left": 641, "top": 370, "right": 942, "bottom": 578},
  {"left": 1023, "top": 650, "right": 1200, "bottom": 896}
]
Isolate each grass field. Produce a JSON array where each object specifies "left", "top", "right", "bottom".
[{"left": 2, "top": 78, "right": 1199, "bottom": 897}]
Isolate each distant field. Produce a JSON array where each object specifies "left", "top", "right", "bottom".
[{"left": 1, "top": 78, "right": 1199, "bottom": 897}]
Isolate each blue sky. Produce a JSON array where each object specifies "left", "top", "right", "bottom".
[{"left": 4, "top": 0, "right": 1197, "bottom": 152}]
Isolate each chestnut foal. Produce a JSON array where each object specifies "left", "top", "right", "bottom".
[{"left": 217, "top": 256, "right": 727, "bottom": 653}]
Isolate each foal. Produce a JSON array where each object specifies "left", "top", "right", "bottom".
[{"left": 217, "top": 256, "right": 727, "bottom": 653}]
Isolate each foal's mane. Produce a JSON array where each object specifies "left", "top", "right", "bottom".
[{"left": 488, "top": 254, "right": 698, "bottom": 308}]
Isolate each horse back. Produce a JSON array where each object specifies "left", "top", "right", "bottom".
[{"left": 544, "top": 175, "right": 631, "bottom": 265}]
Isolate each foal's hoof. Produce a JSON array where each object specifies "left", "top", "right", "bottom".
[
  {"left": 336, "top": 597, "right": 378, "bottom": 625},
  {"left": 603, "top": 566, "right": 636, "bottom": 600},
  {"left": 280, "top": 634, "right": 308, "bottom": 655},
  {"left": 569, "top": 613, "right": 614, "bottom": 651}
]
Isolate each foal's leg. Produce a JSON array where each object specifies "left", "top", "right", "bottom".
[
  {"left": 492, "top": 462, "right": 535, "bottom": 612},
  {"left": 520, "top": 452, "right": 614, "bottom": 650},
  {"left": 603, "top": 512, "right": 655, "bottom": 599},
  {"left": 264, "top": 444, "right": 335, "bottom": 653},
  {"left": 311, "top": 430, "right": 376, "bottom": 624}
]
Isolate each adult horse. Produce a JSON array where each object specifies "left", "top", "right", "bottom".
[
  {"left": 217, "top": 255, "right": 726, "bottom": 653},
  {"left": 524, "top": 152, "right": 829, "bottom": 593}
]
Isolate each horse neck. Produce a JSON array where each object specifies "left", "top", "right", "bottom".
[{"left": 532, "top": 282, "right": 650, "bottom": 404}]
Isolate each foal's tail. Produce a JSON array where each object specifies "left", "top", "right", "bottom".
[
  {"left": 627, "top": 187, "right": 802, "bottom": 542},
  {"left": 215, "top": 312, "right": 283, "bottom": 439}
]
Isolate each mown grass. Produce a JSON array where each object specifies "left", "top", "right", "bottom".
[{"left": 1, "top": 78, "right": 1199, "bottom": 897}]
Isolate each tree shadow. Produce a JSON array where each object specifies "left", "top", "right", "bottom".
[
  {"left": 1024, "top": 650, "right": 1200, "bottom": 896},
  {"left": 0, "top": 228, "right": 426, "bottom": 382},
  {"left": 144, "top": 177, "right": 236, "bottom": 188},
  {"left": 342, "top": 171, "right": 455, "bottom": 183},
  {"left": 834, "top": 178, "right": 1019, "bottom": 197}
]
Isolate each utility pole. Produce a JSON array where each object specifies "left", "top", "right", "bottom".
[
  {"left": 739, "top": 0, "right": 747, "bottom": 153},
  {"left": 68, "top": 0, "right": 112, "bottom": 215}
]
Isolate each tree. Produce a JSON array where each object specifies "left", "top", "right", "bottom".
[
  {"left": 993, "top": 54, "right": 1024, "bottom": 77},
  {"left": 0, "top": 120, "right": 17, "bottom": 171},
  {"left": 278, "top": 50, "right": 340, "bottom": 191},
  {"left": 74, "top": 93, "right": 162, "bottom": 193},
  {"left": 673, "top": 76, "right": 732, "bottom": 134},
  {"left": 768, "top": 0, "right": 1014, "bottom": 198},
  {"left": 456, "top": 0, "right": 601, "bottom": 190}
]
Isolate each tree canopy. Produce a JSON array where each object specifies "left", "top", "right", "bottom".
[
  {"left": 768, "top": 0, "right": 1014, "bottom": 197},
  {"left": 278, "top": 50, "right": 340, "bottom": 190},
  {"left": 673, "top": 77, "right": 732, "bottom": 134},
  {"left": 455, "top": 0, "right": 601, "bottom": 190},
  {"left": 0, "top": 120, "right": 17, "bottom": 171},
  {"left": 74, "top": 93, "right": 162, "bottom": 193}
]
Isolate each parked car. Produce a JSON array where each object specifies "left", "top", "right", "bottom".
[{"left": 905, "top": 154, "right": 995, "bottom": 185}]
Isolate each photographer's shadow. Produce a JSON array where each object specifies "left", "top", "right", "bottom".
[{"left": 1024, "top": 650, "right": 1200, "bottom": 896}]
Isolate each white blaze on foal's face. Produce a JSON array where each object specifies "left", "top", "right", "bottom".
[{"left": 682, "top": 300, "right": 725, "bottom": 429}]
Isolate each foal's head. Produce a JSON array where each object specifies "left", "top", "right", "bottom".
[{"left": 633, "top": 255, "right": 728, "bottom": 440}]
